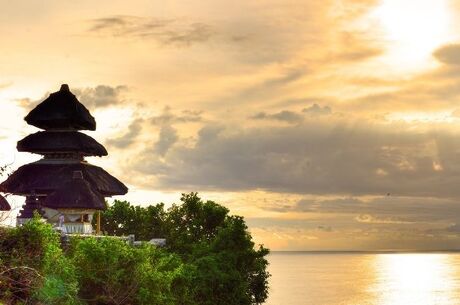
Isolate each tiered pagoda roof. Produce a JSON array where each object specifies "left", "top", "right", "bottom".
[{"left": 0, "top": 84, "right": 127, "bottom": 215}]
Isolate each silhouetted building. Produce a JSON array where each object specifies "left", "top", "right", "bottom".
[
  {"left": 0, "top": 84, "right": 128, "bottom": 233},
  {"left": 0, "top": 194, "right": 10, "bottom": 211}
]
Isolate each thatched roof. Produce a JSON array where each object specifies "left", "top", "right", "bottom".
[
  {"left": 44, "top": 171, "right": 106, "bottom": 210},
  {"left": 0, "top": 162, "right": 128, "bottom": 196},
  {"left": 25, "top": 84, "right": 96, "bottom": 131},
  {"left": 0, "top": 194, "right": 10, "bottom": 211},
  {"left": 17, "top": 196, "right": 43, "bottom": 218},
  {"left": 17, "top": 131, "right": 108, "bottom": 157}
]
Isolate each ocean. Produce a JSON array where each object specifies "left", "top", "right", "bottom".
[{"left": 265, "top": 252, "right": 460, "bottom": 305}]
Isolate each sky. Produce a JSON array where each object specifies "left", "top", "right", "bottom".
[{"left": 3, "top": 0, "right": 460, "bottom": 250}]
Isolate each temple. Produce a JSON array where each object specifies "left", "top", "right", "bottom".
[
  {"left": 0, "top": 84, "right": 128, "bottom": 233},
  {"left": 0, "top": 194, "right": 10, "bottom": 211}
]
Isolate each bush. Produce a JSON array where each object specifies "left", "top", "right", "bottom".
[
  {"left": 69, "top": 237, "right": 193, "bottom": 305},
  {"left": 0, "top": 216, "right": 79, "bottom": 305}
]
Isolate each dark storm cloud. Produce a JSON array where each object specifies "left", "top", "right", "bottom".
[
  {"left": 88, "top": 15, "right": 213, "bottom": 46},
  {"left": 433, "top": 44, "right": 460, "bottom": 65},
  {"left": 129, "top": 119, "right": 460, "bottom": 198},
  {"left": 105, "top": 118, "right": 143, "bottom": 149}
]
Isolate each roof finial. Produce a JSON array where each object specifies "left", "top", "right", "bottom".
[{"left": 60, "top": 84, "right": 70, "bottom": 92}]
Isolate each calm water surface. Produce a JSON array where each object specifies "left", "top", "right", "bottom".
[{"left": 265, "top": 252, "right": 460, "bottom": 305}]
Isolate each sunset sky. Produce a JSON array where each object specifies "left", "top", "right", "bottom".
[{"left": 3, "top": 0, "right": 460, "bottom": 250}]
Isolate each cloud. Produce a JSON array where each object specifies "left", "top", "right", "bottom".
[
  {"left": 332, "top": 31, "right": 383, "bottom": 62},
  {"left": 446, "top": 223, "right": 460, "bottom": 233},
  {"left": 88, "top": 15, "right": 213, "bottom": 47},
  {"left": 73, "top": 85, "right": 127, "bottom": 110},
  {"left": 153, "top": 125, "right": 178, "bottom": 156},
  {"left": 316, "top": 225, "right": 333, "bottom": 232},
  {"left": 151, "top": 107, "right": 203, "bottom": 125},
  {"left": 0, "top": 82, "right": 12, "bottom": 90},
  {"left": 205, "top": 68, "right": 306, "bottom": 108},
  {"left": 250, "top": 110, "right": 304, "bottom": 123},
  {"left": 279, "top": 195, "right": 460, "bottom": 225},
  {"left": 354, "top": 214, "right": 414, "bottom": 224},
  {"left": 105, "top": 118, "right": 143, "bottom": 149},
  {"left": 452, "top": 109, "right": 460, "bottom": 118},
  {"left": 342, "top": 46, "right": 460, "bottom": 115},
  {"left": 302, "top": 104, "right": 332, "bottom": 115},
  {"left": 127, "top": 119, "right": 460, "bottom": 198},
  {"left": 16, "top": 85, "right": 127, "bottom": 111},
  {"left": 433, "top": 44, "right": 460, "bottom": 65}
]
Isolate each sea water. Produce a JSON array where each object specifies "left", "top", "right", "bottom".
[{"left": 266, "top": 252, "right": 460, "bottom": 305}]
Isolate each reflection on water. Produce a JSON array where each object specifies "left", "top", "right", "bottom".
[
  {"left": 266, "top": 252, "right": 460, "bottom": 305},
  {"left": 373, "top": 254, "right": 455, "bottom": 305}
]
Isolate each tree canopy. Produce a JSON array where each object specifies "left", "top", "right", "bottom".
[{"left": 100, "top": 193, "right": 270, "bottom": 305}]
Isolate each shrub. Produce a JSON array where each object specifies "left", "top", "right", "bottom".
[
  {"left": 69, "top": 237, "right": 193, "bottom": 305},
  {"left": 0, "top": 216, "right": 79, "bottom": 305}
]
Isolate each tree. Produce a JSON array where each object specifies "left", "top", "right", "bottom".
[
  {"left": 100, "top": 192, "right": 271, "bottom": 305},
  {"left": 99, "top": 200, "right": 166, "bottom": 240},
  {"left": 165, "top": 193, "right": 270, "bottom": 305},
  {"left": 163, "top": 193, "right": 229, "bottom": 255}
]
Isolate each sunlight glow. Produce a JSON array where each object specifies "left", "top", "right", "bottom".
[
  {"left": 373, "top": 254, "right": 455, "bottom": 305},
  {"left": 372, "top": 0, "right": 454, "bottom": 71}
]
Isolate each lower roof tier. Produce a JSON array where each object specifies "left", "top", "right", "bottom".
[
  {"left": 17, "top": 131, "right": 108, "bottom": 157},
  {"left": 45, "top": 177, "right": 106, "bottom": 210},
  {"left": 0, "top": 194, "right": 10, "bottom": 211},
  {"left": 0, "top": 162, "right": 128, "bottom": 196}
]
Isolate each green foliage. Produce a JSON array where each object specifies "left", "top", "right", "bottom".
[
  {"left": 164, "top": 193, "right": 229, "bottom": 255},
  {"left": 101, "top": 192, "right": 270, "bottom": 305},
  {"left": 69, "top": 237, "right": 193, "bottom": 305},
  {"left": 0, "top": 193, "right": 270, "bottom": 305},
  {"left": 99, "top": 200, "right": 166, "bottom": 240},
  {"left": 0, "top": 215, "right": 79, "bottom": 305}
]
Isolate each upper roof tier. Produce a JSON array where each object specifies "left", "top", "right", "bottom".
[
  {"left": 17, "top": 131, "right": 108, "bottom": 157},
  {"left": 25, "top": 84, "right": 96, "bottom": 130}
]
